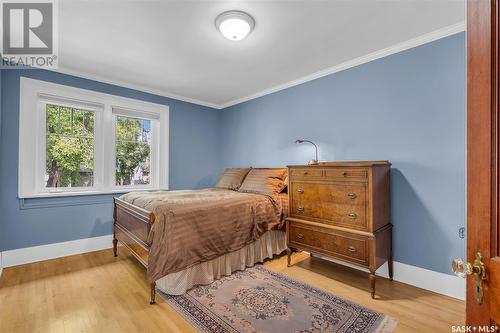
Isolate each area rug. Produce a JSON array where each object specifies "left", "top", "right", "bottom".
[{"left": 159, "top": 265, "right": 397, "bottom": 333}]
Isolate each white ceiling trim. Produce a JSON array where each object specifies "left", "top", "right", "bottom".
[
  {"left": 50, "top": 21, "right": 465, "bottom": 110},
  {"left": 49, "top": 67, "right": 220, "bottom": 109},
  {"left": 219, "top": 21, "right": 466, "bottom": 109}
]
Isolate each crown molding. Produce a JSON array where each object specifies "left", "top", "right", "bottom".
[
  {"left": 219, "top": 21, "right": 466, "bottom": 109},
  {"left": 48, "top": 22, "right": 465, "bottom": 110},
  {"left": 49, "top": 67, "right": 221, "bottom": 109}
]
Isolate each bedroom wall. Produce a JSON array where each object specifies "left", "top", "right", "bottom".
[
  {"left": 220, "top": 32, "right": 466, "bottom": 275},
  {"left": 0, "top": 69, "right": 222, "bottom": 252},
  {"left": 0, "top": 69, "right": 3, "bottom": 256},
  {"left": 0, "top": 70, "right": 2, "bottom": 136}
]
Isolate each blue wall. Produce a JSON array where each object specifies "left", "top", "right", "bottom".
[
  {"left": 220, "top": 33, "right": 466, "bottom": 275},
  {"left": 0, "top": 69, "right": 3, "bottom": 253},
  {"left": 0, "top": 69, "right": 222, "bottom": 251}
]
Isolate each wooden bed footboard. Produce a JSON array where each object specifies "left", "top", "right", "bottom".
[{"left": 113, "top": 197, "right": 157, "bottom": 304}]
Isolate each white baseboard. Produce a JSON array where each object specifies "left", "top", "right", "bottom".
[
  {"left": 2, "top": 235, "right": 114, "bottom": 268},
  {"left": 312, "top": 253, "right": 465, "bottom": 300}
]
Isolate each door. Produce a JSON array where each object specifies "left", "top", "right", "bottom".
[{"left": 461, "top": 0, "right": 500, "bottom": 326}]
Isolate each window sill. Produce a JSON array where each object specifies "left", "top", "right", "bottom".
[
  {"left": 18, "top": 187, "right": 168, "bottom": 199},
  {"left": 18, "top": 187, "right": 169, "bottom": 210}
]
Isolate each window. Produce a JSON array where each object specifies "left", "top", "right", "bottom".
[
  {"left": 115, "top": 116, "right": 151, "bottom": 186},
  {"left": 19, "top": 78, "right": 169, "bottom": 198},
  {"left": 45, "top": 104, "right": 95, "bottom": 189}
]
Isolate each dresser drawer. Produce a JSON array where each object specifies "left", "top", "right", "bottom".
[
  {"left": 324, "top": 168, "right": 368, "bottom": 180},
  {"left": 290, "top": 182, "right": 368, "bottom": 230},
  {"left": 288, "top": 222, "right": 369, "bottom": 266},
  {"left": 291, "top": 182, "right": 366, "bottom": 206},
  {"left": 291, "top": 201, "right": 368, "bottom": 230},
  {"left": 290, "top": 168, "right": 324, "bottom": 179}
]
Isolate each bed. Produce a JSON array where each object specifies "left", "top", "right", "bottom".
[{"left": 112, "top": 168, "right": 288, "bottom": 304}]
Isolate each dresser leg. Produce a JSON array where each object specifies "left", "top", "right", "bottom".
[
  {"left": 388, "top": 258, "right": 394, "bottom": 281},
  {"left": 369, "top": 273, "right": 376, "bottom": 299},
  {"left": 286, "top": 248, "right": 292, "bottom": 267},
  {"left": 150, "top": 282, "right": 156, "bottom": 305},
  {"left": 112, "top": 237, "right": 118, "bottom": 257}
]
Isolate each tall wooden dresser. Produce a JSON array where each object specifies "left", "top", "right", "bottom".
[{"left": 286, "top": 161, "right": 392, "bottom": 298}]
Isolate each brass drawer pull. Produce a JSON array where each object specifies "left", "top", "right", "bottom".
[
  {"left": 342, "top": 171, "right": 347, "bottom": 176},
  {"left": 297, "top": 188, "right": 304, "bottom": 194},
  {"left": 347, "top": 192, "right": 357, "bottom": 199},
  {"left": 348, "top": 213, "right": 357, "bottom": 219},
  {"left": 303, "top": 171, "right": 309, "bottom": 176},
  {"left": 297, "top": 233, "right": 304, "bottom": 240},
  {"left": 297, "top": 205, "right": 304, "bottom": 212},
  {"left": 347, "top": 245, "right": 356, "bottom": 252}
]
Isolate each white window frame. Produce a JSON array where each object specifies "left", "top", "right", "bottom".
[
  {"left": 19, "top": 77, "right": 169, "bottom": 198},
  {"left": 37, "top": 96, "right": 104, "bottom": 195}
]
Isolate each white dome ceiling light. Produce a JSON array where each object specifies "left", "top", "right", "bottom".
[{"left": 215, "top": 10, "right": 255, "bottom": 41}]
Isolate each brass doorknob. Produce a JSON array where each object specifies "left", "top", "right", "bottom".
[
  {"left": 451, "top": 252, "right": 486, "bottom": 304},
  {"left": 452, "top": 253, "right": 484, "bottom": 278},
  {"left": 451, "top": 257, "right": 472, "bottom": 278}
]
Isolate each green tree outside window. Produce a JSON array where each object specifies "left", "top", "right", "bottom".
[
  {"left": 45, "top": 105, "right": 152, "bottom": 188},
  {"left": 115, "top": 116, "right": 151, "bottom": 186},
  {"left": 45, "top": 104, "right": 94, "bottom": 188}
]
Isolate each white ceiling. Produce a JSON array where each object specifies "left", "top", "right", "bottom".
[{"left": 58, "top": 0, "right": 465, "bottom": 108}]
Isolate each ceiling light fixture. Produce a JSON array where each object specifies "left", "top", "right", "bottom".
[{"left": 215, "top": 10, "right": 255, "bottom": 41}]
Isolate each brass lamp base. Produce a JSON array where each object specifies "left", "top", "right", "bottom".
[{"left": 308, "top": 159, "right": 319, "bottom": 165}]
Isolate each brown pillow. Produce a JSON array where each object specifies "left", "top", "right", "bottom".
[
  {"left": 238, "top": 168, "right": 287, "bottom": 197},
  {"left": 280, "top": 175, "right": 289, "bottom": 193},
  {"left": 215, "top": 168, "right": 252, "bottom": 190}
]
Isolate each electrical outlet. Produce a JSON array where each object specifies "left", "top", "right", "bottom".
[{"left": 459, "top": 227, "right": 465, "bottom": 239}]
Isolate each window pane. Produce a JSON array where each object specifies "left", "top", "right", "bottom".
[
  {"left": 45, "top": 104, "right": 95, "bottom": 188},
  {"left": 115, "top": 116, "right": 151, "bottom": 186}
]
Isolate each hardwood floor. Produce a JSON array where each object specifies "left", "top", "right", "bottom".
[{"left": 0, "top": 249, "right": 464, "bottom": 332}]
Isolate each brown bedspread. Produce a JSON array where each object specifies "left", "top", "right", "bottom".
[{"left": 120, "top": 188, "right": 287, "bottom": 283}]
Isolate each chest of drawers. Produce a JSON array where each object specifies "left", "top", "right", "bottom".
[{"left": 286, "top": 161, "right": 393, "bottom": 298}]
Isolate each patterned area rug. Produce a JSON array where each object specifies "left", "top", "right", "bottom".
[{"left": 160, "top": 266, "right": 397, "bottom": 333}]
